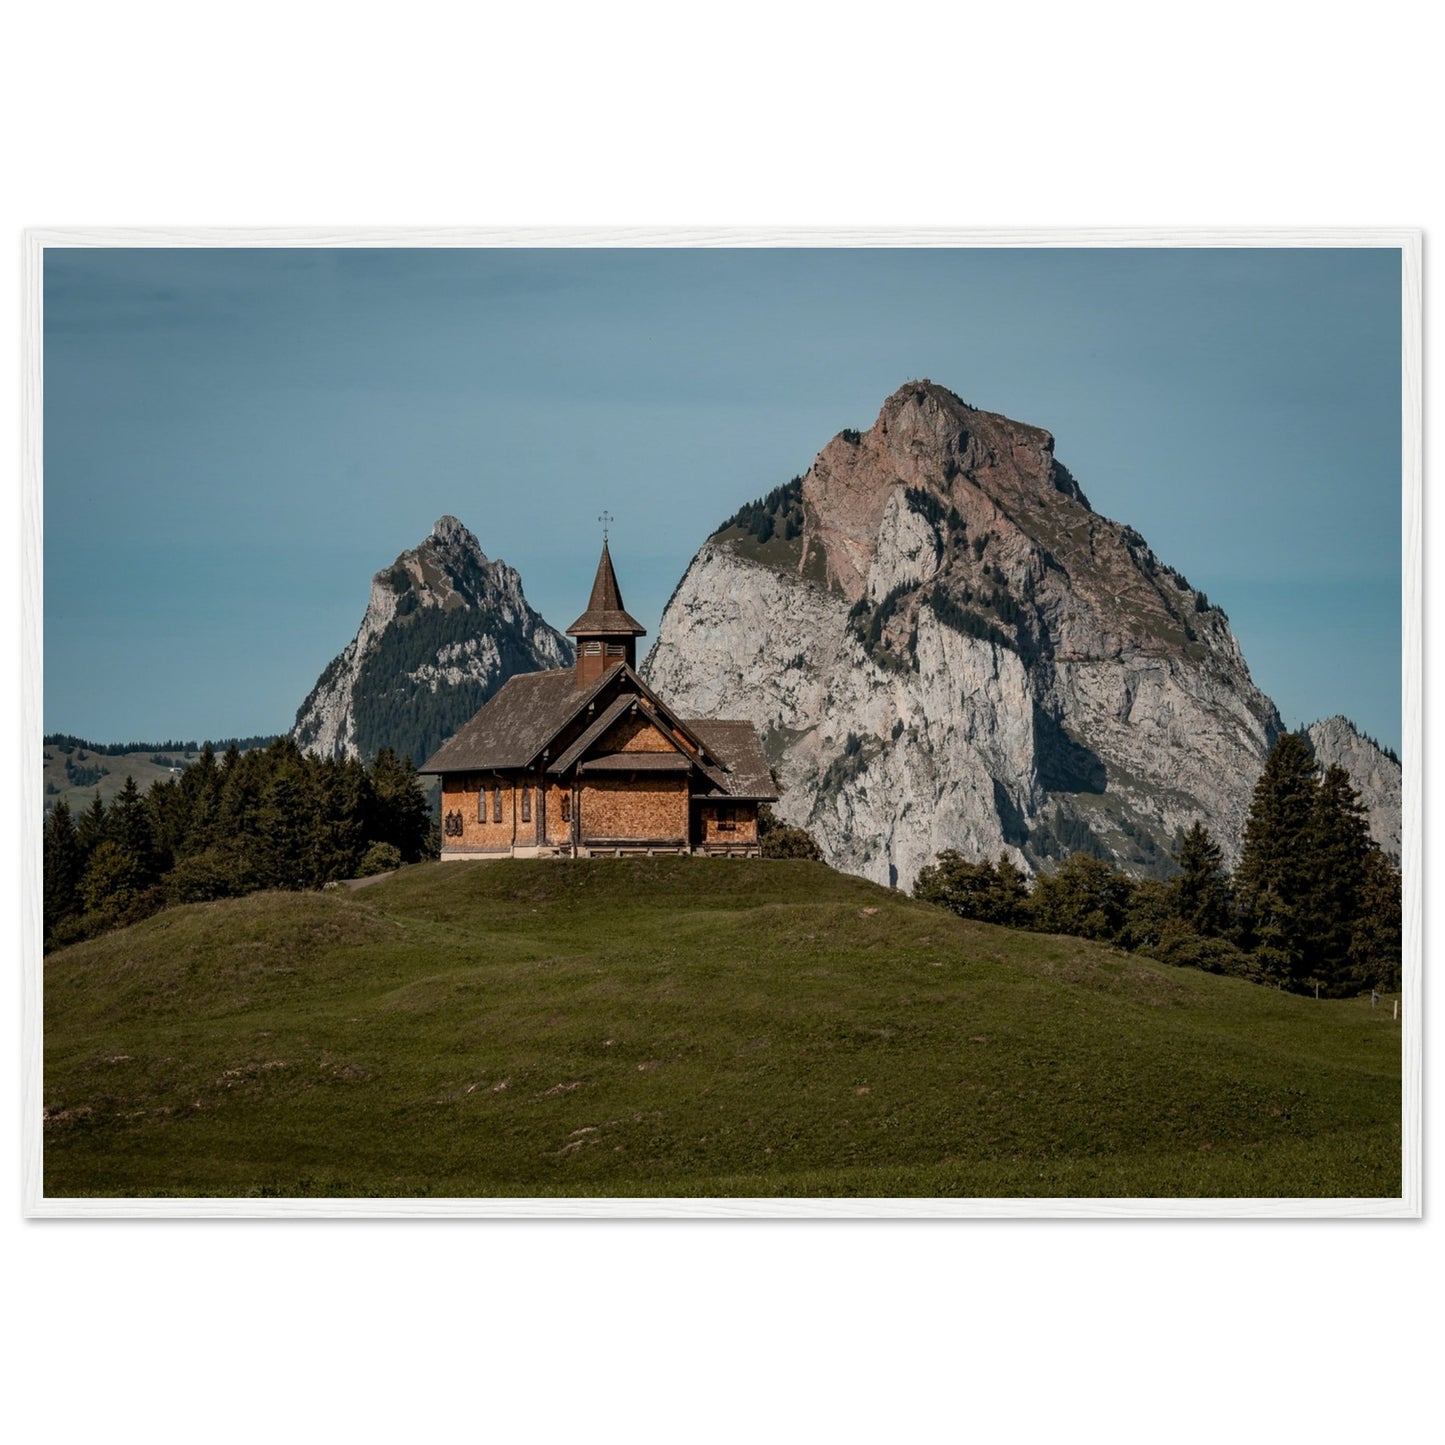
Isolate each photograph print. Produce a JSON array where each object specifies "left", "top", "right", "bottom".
[{"left": 32, "top": 235, "right": 1415, "bottom": 1212}]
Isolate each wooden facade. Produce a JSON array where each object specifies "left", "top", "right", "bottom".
[{"left": 422, "top": 540, "right": 777, "bottom": 860}]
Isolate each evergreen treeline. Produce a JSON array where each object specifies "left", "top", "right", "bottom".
[
  {"left": 914, "top": 733, "right": 1402, "bottom": 996},
  {"left": 43, "top": 738, "right": 435, "bottom": 951},
  {"left": 45, "top": 731, "right": 280, "bottom": 757},
  {"left": 347, "top": 601, "right": 525, "bottom": 766},
  {"left": 64, "top": 757, "right": 109, "bottom": 787},
  {"left": 299, "top": 597, "right": 572, "bottom": 768},
  {"left": 712, "top": 477, "right": 805, "bottom": 546}
]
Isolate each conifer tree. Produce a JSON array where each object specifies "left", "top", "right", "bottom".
[
  {"left": 1235, "top": 733, "right": 1320, "bottom": 986},
  {"left": 178, "top": 742, "right": 222, "bottom": 854},
  {"left": 79, "top": 839, "right": 144, "bottom": 917},
  {"left": 307, "top": 755, "right": 367, "bottom": 882},
  {"left": 1351, "top": 849, "right": 1403, "bottom": 992},
  {"left": 1171, "top": 821, "right": 1232, "bottom": 936},
  {"left": 217, "top": 745, "right": 266, "bottom": 838},
  {"left": 143, "top": 776, "right": 186, "bottom": 873},
  {"left": 257, "top": 764, "right": 310, "bottom": 889},
  {"left": 75, "top": 791, "right": 108, "bottom": 863},
  {"left": 43, "top": 801, "right": 83, "bottom": 936},
  {"left": 1306, "top": 764, "right": 1374, "bottom": 993},
  {"left": 366, "top": 749, "right": 432, "bottom": 863},
  {"left": 107, "top": 775, "right": 157, "bottom": 886}
]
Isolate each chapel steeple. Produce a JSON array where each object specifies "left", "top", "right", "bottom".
[{"left": 567, "top": 533, "right": 647, "bottom": 687}]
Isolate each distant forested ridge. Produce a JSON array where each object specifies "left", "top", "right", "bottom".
[{"left": 45, "top": 732, "right": 279, "bottom": 757}]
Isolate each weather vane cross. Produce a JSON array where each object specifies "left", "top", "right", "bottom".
[{"left": 598, "top": 509, "right": 613, "bottom": 541}]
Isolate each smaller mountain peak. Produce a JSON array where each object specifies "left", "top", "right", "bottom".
[{"left": 427, "top": 515, "right": 479, "bottom": 551}]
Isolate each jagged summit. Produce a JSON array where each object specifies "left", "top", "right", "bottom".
[
  {"left": 865, "top": 380, "right": 1090, "bottom": 506},
  {"left": 292, "top": 519, "right": 570, "bottom": 764},
  {"left": 646, "top": 380, "right": 1285, "bottom": 889},
  {"left": 1307, "top": 713, "right": 1397, "bottom": 756},
  {"left": 1306, "top": 715, "right": 1402, "bottom": 859},
  {"left": 427, "top": 514, "right": 485, "bottom": 554}
]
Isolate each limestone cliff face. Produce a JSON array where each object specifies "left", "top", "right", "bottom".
[
  {"left": 1307, "top": 715, "right": 1402, "bottom": 860},
  {"left": 293, "top": 515, "right": 571, "bottom": 764},
  {"left": 644, "top": 381, "right": 1286, "bottom": 889}
]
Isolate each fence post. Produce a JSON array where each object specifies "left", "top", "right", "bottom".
[{"left": 1394, "top": 1000, "right": 1400, "bottom": 1022}]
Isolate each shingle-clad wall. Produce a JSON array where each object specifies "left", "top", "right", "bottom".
[
  {"left": 546, "top": 781, "right": 573, "bottom": 846},
  {"left": 698, "top": 802, "right": 759, "bottom": 844},
  {"left": 441, "top": 773, "right": 517, "bottom": 851},
  {"left": 599, "top": 714, "right": 675, "bottom": 754},
  {"left": 440, "top": 773, "right": 582, "bottom": 851},
  {"left": 579, "top": 777, "right": 688, "bottom": 841}
]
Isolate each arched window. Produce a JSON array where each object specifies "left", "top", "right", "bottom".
[
  {"left": 521, "top": 786, "right": 532, "bottom": 823},
  {"left": 492, "top": 785, "right": 503, "bottom": 823}
]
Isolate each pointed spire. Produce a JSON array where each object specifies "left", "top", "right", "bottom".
[
  {"left": 586, "top": 538, "right": 625, "bottom": 613},
  {"left": 567, "top": 538, "right": 647, "bottom": 638}
]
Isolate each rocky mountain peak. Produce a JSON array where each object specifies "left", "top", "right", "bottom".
[
  {"left": 646, "top": 381, "right": 1288, "bottom": 889},
  {"left": 426, "top": 513, "right": 485, "bottom": 556},
  {"left": 790, "top": 379, "right": 1107, "bottom": 611},
  {"left": 1306, "top": 715, "right": 1402, "bottom": 859},
  {"left": 293, "top": 518, "right": 570, "bottom": 764}
]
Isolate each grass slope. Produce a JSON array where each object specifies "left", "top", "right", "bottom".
[
  {"left": 43, "top": 746, "right": 202, "bottom": 812},
  {"left": 43, "top": 860, "right": 1401, "bottom": 1199}
]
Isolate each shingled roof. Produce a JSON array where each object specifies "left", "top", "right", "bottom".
[
  {"left": 580, "top": 752, "right": 693, "bottom": 773},
  {"left": 566, "top": 540, "right": 647, "bottom": 637},
  {"left": 419, "top": 668, "right": 601, "bottom": 773},
  {"left": 419, "top": 661, "right": 777, "bottom": 803},
  {"left": 687, "top": 720, "right": 777, "bottom": 800}
]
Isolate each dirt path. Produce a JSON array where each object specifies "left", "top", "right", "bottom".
[{"left": 341, "top": 871, "right": 395, "bottom": 891}]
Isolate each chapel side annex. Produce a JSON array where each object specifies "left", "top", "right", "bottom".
[{"left": 419, "top": 539, "right": 777, "bottom": 858}]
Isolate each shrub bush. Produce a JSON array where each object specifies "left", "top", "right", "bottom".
[
  {"left": 358, "top": 841, "right": 403, "bottom": 876},
  {"left": 1150, "top": 924, "right": 1260, "bottom": 981},
  {"left": 757, "top": 806, "right": 823, "bottom": 861},
  {"left": 165, "top": 842, "right": 262, "bottom": 904}
]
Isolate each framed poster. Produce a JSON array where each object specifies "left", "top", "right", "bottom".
[{"left": 24, "top": 228, "right": 1421, "bottom": 1217}]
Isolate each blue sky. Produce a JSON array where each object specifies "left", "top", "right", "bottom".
[{"left": 42, "top": 245, "right": 1403, "bottom": 754}]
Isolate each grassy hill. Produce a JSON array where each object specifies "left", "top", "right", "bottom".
[
  {"left": 43, "top": 859, "right": 1401, "bottom": 1199},
  {"left": 42, "top": 743, "right": 203, "bottom": 812}
]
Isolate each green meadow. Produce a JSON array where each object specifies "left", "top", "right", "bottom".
[{"left": 43, "top": 859, "right": 1401, "bottom": 1199}]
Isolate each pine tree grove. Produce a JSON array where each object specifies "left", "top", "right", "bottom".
[
  {"left": 42, "top": 739, "right": 438, "bottom": 951},
  {"left": 912, "top": 733, "right": 1402, "bottom": 996}
]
